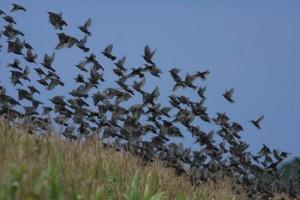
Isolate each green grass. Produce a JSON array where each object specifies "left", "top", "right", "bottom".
[{"left": 0, "top": 122, "right": 243, "bottom": 200}]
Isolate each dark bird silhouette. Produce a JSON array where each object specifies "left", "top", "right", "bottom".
[
  {"left": 7, "top": 37, "right": 24, "bottom": 55},
  {"left": 170, "top": 68, "right": 181, "bottom": 82},
  {"left": 24, "top": 49, "right": 37, "bottom": 63},
  {"left": 48, "top": 12, "right": 67, "bottom": 30},
  {"left": 144, "top": 64, "right": 162, "bottom": 78},
  {"left": 128, "top": 67, "right": 146, "bottom": 78},
  {"left": 17, "top": 88, "right": 33, "bottom": 101},
  {"left": 63, "top": 126, "right": 78, "bottom": 140},
  {"left": 28, "top": 86, "right": 40, "bottom": 94},
  {"left": 74, "top": 74, "right": 86, "bottom": 84},
  {"left": 47, "top": 78, "right": 64, "bottom": 90},
  {"left": 184, "top": 73, "right": 197, "bottom": 90},
  {"left": 223, "top": 88, "right": 235, "bottom": 103},
  {"left": 79, "top": 17, "right": 91, "bottom": 36},
  {"left": 11, "top": 3, "right": 26, "bottom": 12},
  {"left": 132, "top": 76, "right": 146, "bottom": 93},
  {"left": 75, "top": 59, "right": 88, "bottom": 72},
  {"left": 34, "top": 67, "right": 47, "bottom": 77},
  {"left": 41, "top": 52, "right": 56, "bottom": 72},
  {"left": 102, "top": 44, "right": 116, "bottom": 61},
  {"left": 195, "top": 70, "right": 210, "bottom": 80},
  {"left": 143, "top": 45, "right": 156, "bottom": 65},
  {"left": 42, "top": 106, "right": 53, "bottom": 115},
  {"left": 55, "top": 33, "right": 78, "bottom": 49},
  {"left": 70, "top": 82, "right": 94, "bottom": 98},
  {"left": 3, "top": 24, "right": 24, "bottom": 39},
  {"left": 115, "top": 56, "right": 127, "bottom": 71},
  {"left": 76, "top": 35, "right": 90, "bottom": 52},
  {"left": 0, "top": 9, "right": 6, "bottom": 16},
  {"left": 197, "top": 86, "right": 206, "bottom": 99},
  {"left": 3, "top": 15, "right": 16, "bottom": 24},
  {"left": 250, "top": 115, "right": 264, "bottom": 129},
  {"left": 85, "top": 53, "right": 104, "bottom": 70},
  {"left": 10, "top": 66, "right": 30, "bottom": 86},
  {"left": 7, "top": 58, "right": 22, "bottom": 70},
  {"left": 169, "top": 68, "right": 187, "bottom": 91}
]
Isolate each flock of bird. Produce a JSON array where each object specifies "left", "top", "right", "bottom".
[{"left": 0, "top": 4, "right": 299, "bottom": 199}]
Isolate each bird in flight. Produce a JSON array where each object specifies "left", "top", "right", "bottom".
[
  {"left": 223, "top": 88, "right": 235, "bottom": 103},
  {"left": 250, "top": 115, "right": 264, "bottom": 129},
  {"left": 11, "top": 3, "right": 26, "bottom": 12}
]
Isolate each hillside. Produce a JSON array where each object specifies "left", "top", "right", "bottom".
[{"left": 0, "top": 122, "right": 245, "bottom": 200}]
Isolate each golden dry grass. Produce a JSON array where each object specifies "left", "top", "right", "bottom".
[{"left": 0, "top": 121, "right": 245, "bottom": 200}]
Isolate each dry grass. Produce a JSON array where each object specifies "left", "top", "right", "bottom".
[{"left": 0, "top": 121, "right": 244, "bottom": 200}]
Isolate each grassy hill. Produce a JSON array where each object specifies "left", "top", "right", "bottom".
[{"left": 0, "top": 121, "right": 245, "bottom": 200}]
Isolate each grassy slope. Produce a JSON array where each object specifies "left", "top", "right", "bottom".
[{"left": 0, "top": 122, "right": 244, "bottom": 200}]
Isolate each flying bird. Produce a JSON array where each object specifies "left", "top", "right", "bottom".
[
  {"left": 223, "top": 88, "right": 235, "bottom": 103},
  {"left": 41, "top": 52, "right": 56, "bottom": 72},
  {"left": 3, "top": 15, "right": 16, "bottom": 24},
  {"left": 250, "top": 115, "right": 264, "bottom": 129},
  {"left": 76, "top": 35, "right": 90, "bottom": 52},
  {"left": 24, "top": 49, "right": 38, "bottom": 63},
  {"left": 102, "top": 44, "right": 116, "bottom": 61},
  {"left": 143, "top": 45, "right": 156, "bottom": 65},
  {"left": 195, "top": 70, "right": 210, "bottom": 80},
  {"left": 48, "top": 12, "right": 67, "bottom": 30},
  {"left": 79, "top": 17, "right": 91, "bottom": 36},
  {"left": 11, "top": 3, "right": 26, "bottom": 12}
]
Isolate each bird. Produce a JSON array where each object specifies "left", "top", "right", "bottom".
[
  {"left": 41, "top": 52, "right": 56, "bottom": 72},
  {"left": 195, "top": 70, "right": 210, "bottom": 80},
  {"left": 75, "top": 59, "right": 88, "bottom": 72},
  {"left": 28, "top": 86, "right": 40, "bottom": 94},
  {"left": 7, "top": 37, "right": 24, "bottom": 55},
  {"left": 63, "top": 126, "right": 78, "bottom": 140},
  {"left": 47, "top": 78, "right": 64, "bottom": 90},
  {"left": 7, "top": 58, "right": 22, "bottom": 70},
  {"left": 197, "top": 86, "right": 206, "bottom": 99},
  {"left": 79, "top": 17, "right": 91, "bottom": 36},
  {"left": 24, "top": 49, "right": 38, "bottom": 63},
  {"left": 55, "top": 33, "right": 78, "bottom": 49},
  {"left": 3, "top": 24, "right": 24, "bottom": 39},
  {"left": 223, "top": 88, "right": 235, "bottom": 103},
  {"left": 143, "top": 45, "right": 156, "bottom": 65},
  {"left": 0, "top": 9, "right": 6, "bottom": 16},
  {"left": 144, "top": 64, "right": 162, "bottom": 78},
  {"left": 114, "top": 56, "right": 127, "bottom": 71},
  {"left": 11, "top": 3, "right": 27, "bottom": 12},
  {"left": 3, "top": 15, "right": 17, "bottom": 24},
  {"left": 48, "top": 12, "right": 67, "bottom": 30},
  {"left": 34, "top": 67, "right": 47, "bottom": 77},
  {"left": 250, "top": 115, "right": 264, "bottom": 129},
  {"left": 102, "top": 44, "right": 116, "bottom": 61},
  {"left": 76, "top": 35, "right": 90, "bottom": 52}
]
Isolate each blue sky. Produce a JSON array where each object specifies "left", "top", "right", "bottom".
[{"left": 1, "top": 1, "right": 300, "bottom": 155}]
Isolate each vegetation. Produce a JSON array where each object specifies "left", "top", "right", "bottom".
[{"left": 0, "top": 122, "right": 244, "bottom": 200}]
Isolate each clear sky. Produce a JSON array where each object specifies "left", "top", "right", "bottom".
[{"left": 1, "top": 1, "right": 300, "bottom": 155}]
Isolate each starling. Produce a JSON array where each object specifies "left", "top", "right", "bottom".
[
  {"left": 143, "top": 45, "right": 156, "bottom": 65},
  {"left": 223, "top": 88, "right": 235, "bottom": 103},
  {"left": 48, "top": 12, "right": 67, "bottom": 30},
  {"left": 102, "top": 44, "right": 116, "bottom": 61},
  {"left": 250, "top": 115, "right": 264, "bottom": 129},
  {"left": 79, "top": 17, "right": 91, "bottom": 36},
  {"left": 11, "top": 3, "right": 26, "bottom": 12}
]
